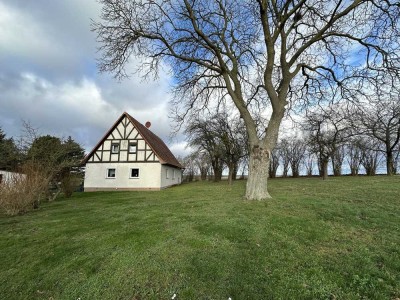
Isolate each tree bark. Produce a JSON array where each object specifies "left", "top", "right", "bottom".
[
  {"left": 321, "top": 159, "right": 329, "bottom": 180},
  {"left": 200, "top": 169, "right": 207, "bottom": 181},
  {"left": 227, "top": 162, "right": 234, "bottom": 185},
  {"left": 282, "top": 165, "right": 289, "bottom": 178},
  {"left": 291, "top": 162, "right": 300, "bottom": 178},
  {"left": 245, "top": 145, "right": 271, "bottom": 200},
  {"left": 232, "top": 163, "right": 238, "bottom": 181},
  {"left": 211, "top": 160, "right": 222, "bottom": 182},
  {"left": 350, "top": 166, "right": 359, "bottom": 176},
  {"left": 214, "top": 168, "right": 222, "bottom": 182},
  {"left": 387, "top": 151, "right": 394, "bottom": 176}
]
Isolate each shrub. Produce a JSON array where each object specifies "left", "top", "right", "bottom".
[
  {"left": 60, "top": 174, "right": 82, "bottom": 198},
  {"left": 0, "top": 164, "right": 49, "bottom": 216}
]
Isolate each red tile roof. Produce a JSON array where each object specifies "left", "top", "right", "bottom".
[{"left": 82, "top": 112, "right": 183, "bottom": 169}]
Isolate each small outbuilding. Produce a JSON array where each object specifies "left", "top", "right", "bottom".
[{"left": 82, "top": 112, "right": 183, "bottom": 191}]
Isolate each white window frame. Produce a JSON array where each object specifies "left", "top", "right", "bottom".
[
  {"left": 111, "top": 143, "right": 120, "bottom": 153},
  {"left": 130, "top": 168, "right": 140, "bottom": 179},
  {"left": 128, "top": 142, "right": 137, "bottom": 154},
  {"left": 106, "top": 168, "right": 116, "bottom": 179}
]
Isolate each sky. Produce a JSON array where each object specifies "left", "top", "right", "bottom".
[{"left": 0, "top": 0, "right": 187, "bottom": 156}]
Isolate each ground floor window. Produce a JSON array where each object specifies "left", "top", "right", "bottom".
[
  {"left": 130, "top": 168, "right": 140, "bottom": 178},
  {"left": 106, "top": 168, "right": 116, "bottom": 178}
]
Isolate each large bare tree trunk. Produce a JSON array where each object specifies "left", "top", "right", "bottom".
[
  {"left": 245, "top": 145, "right": 271, "bottom": 200},
  {"left": 244, "top": 108, "right": 283, "bottom": 199}
]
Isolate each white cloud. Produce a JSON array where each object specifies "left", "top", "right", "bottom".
[
  {"left": 0, "top": 0, "right": 186, "bottom": 157},
  {"left": 0, "top": 70, "right": 181, "bottom": 152},
  {"left": 0, "top": 3, "right": 50, "bottom": 57},
  {"left": 0, "top": 0, "right": 99, "bottom": 79},
  {"left": 169, "top": 141, "right": 192, "bottom": 158}
]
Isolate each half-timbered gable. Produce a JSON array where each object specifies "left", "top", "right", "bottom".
[
  {"left": 83, "top": 112, "right": 183, "bottom": 191},
  {"left": 85, "top": 115, "right": 159, "bottom": 164}
]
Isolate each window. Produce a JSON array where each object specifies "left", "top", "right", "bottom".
[
  {"left": 130, "top": 168, "right": 140, "bottom": 178},
  {"left": 173, "top": 170, "right": 175, "bottom": 179},
  {"left": 106, "top": 168, "right": 116, "bottom": 178},
  {"left": 129, "top": 143, "right": 137, "bottom": 153},
  {"left": 166, "top": 169, "right": 169, "bottom": 179},
  {"left": 111, "top": 143, "right": 120, "bottom": 153}
]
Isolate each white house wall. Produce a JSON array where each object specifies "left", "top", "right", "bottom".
[
  {"left": 0, "top": 170, "right": 26, "bottom": 184},
  {"left": 160, "top": 165, "right": 182, "bottom": 188},
  {"left": 84, "top": 162, "right": 162, "bottom": 191}
]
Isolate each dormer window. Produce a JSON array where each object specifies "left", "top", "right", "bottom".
[
  {"left": 111, "top": 143, "right": 120, "bottom": 153},
  {"left": 129, "top": 142, "right": 137, "bottom": 153}
]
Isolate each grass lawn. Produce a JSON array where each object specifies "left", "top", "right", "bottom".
[{"left": 1, "top": 176, "right": 399, "bottom": 299}]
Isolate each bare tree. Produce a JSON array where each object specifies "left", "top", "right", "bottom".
[
  {"left": 304, "top": 149, "right": 316, "bottom": 177},
  {"left": 93, "top": 0, "right": 399, "bottom": 199},
  {"left": 185, "top": 118, "right": 225, "bottom": 182},
  {"left": 180, "top": 154, "right": 196, "bottom": 182},
  {"left": 186, "top": 113, "right": 247, "bottom": 184},
  {"left": 352, "top": 84, "right": 400, "bottom": 175},
  {"left": 193, "top": 151, "right": 210, "bottom": 181},
  {"left": 358, "top": 139, "right": 382, "bottom": 176},
  {"left": 277, "top": 137, "right": 306, "bottom": 177},
  {"left": 278, "top": 139, "right": 291, "bottom": 177},
  {"left": 288, "top": 138, "right": 307, "bottom": 178},
  {"left": 303, "top": 106, "right": 350, "bottom": 180},
  {"left": 214, "top": 114, "right": 248, "bottom": 185},
  {"left": 269, "top": 147, "right": 280, "bottom": 178},
  {"left": 331, "top": 144, "right": 345, "bottom": 176},
  {"left": 345, "top": 139, "right": 362, "bottom": 176}
]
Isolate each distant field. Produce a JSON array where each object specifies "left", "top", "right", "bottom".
[{"left": 1, "top": 176, "right": 399, "bottom": 299}]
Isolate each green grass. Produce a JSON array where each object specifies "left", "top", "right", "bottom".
[{"left": 1, "top": 176, "right": 400, "bottom": 299}]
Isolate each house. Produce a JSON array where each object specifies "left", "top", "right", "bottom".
[
  {"left": 0, "top": 170, "right": 26, "bottom": 185},
  {"left": 82, "top": 112, "right": 183, "bottom": 191}
]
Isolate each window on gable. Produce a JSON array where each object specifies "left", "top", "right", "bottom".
[
  {"left": 111, "top": 143, "right": 120, "bottom": 153},
  {"left": 130, "top": 168, "right": 140, "bottom": 178},
  {"left": 107, "top": 168, "right": 116, "bottom": 178},
  {"left": 129, "top": 142, "right": 137, "bottom": 153}
]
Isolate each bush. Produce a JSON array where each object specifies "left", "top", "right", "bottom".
[
  {"left": 60, "top": 174, "right": 82, "bottom": 198},
  {"left": 0, "top": 164, "right": 49, "bottom": 216}
]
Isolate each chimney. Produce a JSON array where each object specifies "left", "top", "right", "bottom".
[{"left": 145, "top": 121, "right": 151, "bottom": 128}]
